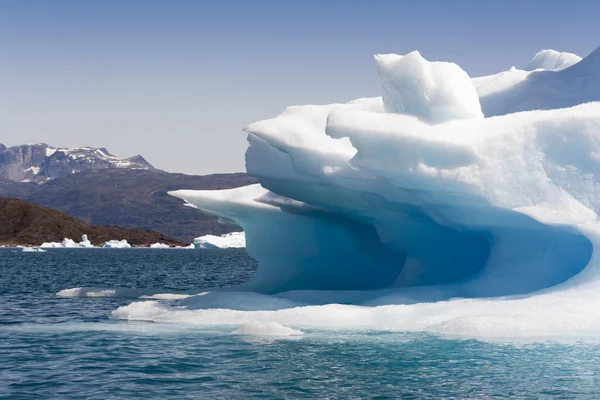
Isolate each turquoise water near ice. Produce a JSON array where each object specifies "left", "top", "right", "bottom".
[{"left": 2, "top": 248, "right": 600, "bottom": 399}]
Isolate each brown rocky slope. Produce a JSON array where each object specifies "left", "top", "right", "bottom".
[
  {"left": 0, "top": 197, "right": 185, "bottom": 246},
  {"left": 1, "top": 169, "right": 257, "bottom": 243}
]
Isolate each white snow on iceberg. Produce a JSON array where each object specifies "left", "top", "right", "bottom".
[
  {"left": 120, "top": 46, "right": 600, "bottom": 339},
  {"left": 476, "top": 47, "right": 600, "bottom": 116},
  {"left": 375, "top": 51, "right": 483, "bottom": 123}
]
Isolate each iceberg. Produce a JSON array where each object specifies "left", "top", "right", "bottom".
[
  {"left": 149, "top": 242, "right": 171, "bottom": 249},
  {"left": 193, "top": 232, "right": 246, "bottom": 249},
  {"left": 79, "top": 234, "right": 93, "bottom": 248},
  {"left": 103, "top": 239, "right": 131, "bottom": 248},
  {"left": 22, "top": 247, "right": 47, "bottom": 253},
  {"left": 41, "top": 236, "right": 91, "bottom": 248},
  {"left": 115, "top": 47, "right": 600, "bottom": 339}
]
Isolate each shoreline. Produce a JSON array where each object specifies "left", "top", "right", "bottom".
[{"left": 0, "top": 243, "right": 193, "bottom": 249}]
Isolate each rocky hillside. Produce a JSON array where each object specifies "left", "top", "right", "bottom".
[
  {"left": 0, "top": 177, "right": 36, "bottom": 198},
  {"left": 1, "top": 169, "right": 257, "bottom": 243},
  {"left": 0, "top": 143, "right": 154, "bottom": 184},
  {"left": 0, "top": 197, "right": 185, "bottom": 247}
]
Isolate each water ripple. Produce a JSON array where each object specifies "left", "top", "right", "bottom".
[{"left": 2, "top": 249, "right": 600, "bottom": 399}]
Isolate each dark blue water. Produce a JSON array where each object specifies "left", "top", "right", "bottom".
[{"left": 2, "top": 248, "right": 600, "bottom": 399}]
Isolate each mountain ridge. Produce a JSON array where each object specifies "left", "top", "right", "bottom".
[{"left": 0, "top": 143, "right": 154, "bottom": 184}]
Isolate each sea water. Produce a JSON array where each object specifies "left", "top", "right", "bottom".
[{"left": 2, "top": 248, "right": 600, "bottom": 399}]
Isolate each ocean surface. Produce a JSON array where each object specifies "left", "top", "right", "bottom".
[{"left": 2, "top": 248, "right": 600, "bottom": 399}]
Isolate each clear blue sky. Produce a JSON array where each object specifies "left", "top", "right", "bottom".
[{"left": 1, "top": 0, "right": 599, "bottom": 174}]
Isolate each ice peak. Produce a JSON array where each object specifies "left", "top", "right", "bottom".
[
  {"left": 525, "top": 49, "right": 581, "bottom": 71},
  {"left": 374, "top": 51, "right": 483, "bottom": 123}
]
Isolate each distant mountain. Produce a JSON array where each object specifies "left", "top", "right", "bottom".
[
  {"left": 0, "top": 169, "right": 257, "bottom": 243},
  {"left": 0, "top": 197, "right": 185, "bottom": 246},
  {"left": 0, "top": 143, "right": 154, "bottom": 184}
]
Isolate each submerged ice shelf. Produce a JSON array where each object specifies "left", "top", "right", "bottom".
[{"left": 74, "top": 46, "right": 600, "bottom": 339}]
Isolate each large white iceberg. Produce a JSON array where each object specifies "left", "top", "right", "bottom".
[{"left": 114, "top": 47, "right": 600, "bottom": 339}]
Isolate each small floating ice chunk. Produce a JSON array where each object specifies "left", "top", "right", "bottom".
[
  {"left": 140, "top": 293, "right": 191, "bottom": 300},
  {"left": 22, "top": 247, "right": 46, "bottom": 252},
  {"left": 57, "top": 287, "right": 159, "bottom": 298},
  {"left": 57, "top": 287, "right": 117, "bottom": 297}
]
